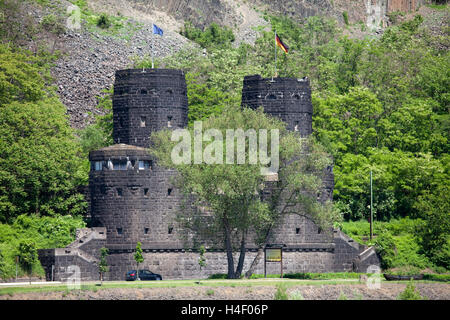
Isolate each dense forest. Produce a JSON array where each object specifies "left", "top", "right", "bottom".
[{"left": 0, "top": 0, "right": 448, "bottom": 278}]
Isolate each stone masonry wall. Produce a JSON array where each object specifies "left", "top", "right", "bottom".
[
  {"left": 39, "top": 70, "right": 379, "bottom": 281},
  {"left": 38, "top": 228, "right": 107, "bottom": 281},
  {"left": 242, "top": 75, "right": 313, "bottom": 137},
  {"left": 105, "top": 250, "right": 335, "bottom": 280},
  {"left": 113, "top": 69, "right": 188, "bottom": 148},
  {"left": 89, "top": 145, "right": 184, "bottom": 249},
  {"left": 333, "top": 230, "right": 364, "bottom": 272}
]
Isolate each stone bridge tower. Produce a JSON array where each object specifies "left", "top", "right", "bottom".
[
  {"left": 38, "top": 72, "right": 378, "bottom": 281},
  {"left": 241, "top": 75, "right": 335, "bottom": 250},
  {"left": 112, "top": 69, "right": 188, "bottom": 147},
  {"left": 241, "top": 75, "right": 333, "bottom": 200},
  {"left": 241, "top": 75, "right": 313, "bottom": 137},
  {"left": 88, "top": 69, "right": 188, "bottom": 279}
]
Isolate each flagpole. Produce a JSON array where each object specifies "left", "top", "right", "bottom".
[
  {"left": 274, "top": 30, "right": 277, "bottom": 80},
  {"left": 151, "top": 24, "right": 154, "bottom": 69}
]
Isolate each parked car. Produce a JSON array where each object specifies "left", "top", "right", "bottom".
[{"left": 126, "top": 269, "right": 162, "bottom": 281}]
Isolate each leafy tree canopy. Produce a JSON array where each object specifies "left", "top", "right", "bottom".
[
  {"left": 0, "top": 44, "right": 88, "bottom": 223},
  {"left": 149, "top": 104, "right": 340, "bottom": 278}
]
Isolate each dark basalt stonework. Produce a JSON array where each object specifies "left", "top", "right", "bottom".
[
  {"left": 89, "top": 144, "right": 183, "bottom": 249},
  {"left": 241, "top": 75, "right": 313, "bottom": 136},
  {"left": 113, "top": 69, "right": 188, "bottom": 147},
  {"left": 241, "top": 76, "right": 336, "bottom": 250},
  {"left": 38, "top": 70, "right": 379, "bottom": 281}
]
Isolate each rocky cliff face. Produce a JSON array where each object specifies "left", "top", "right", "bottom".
[
  {"left": 388, "top": 0, "right": 426, "bottom": 12},
  {"left": 96, "top": 0, "right": 339, "bottom": 28},
  {"left": 92, "top": 0, "right": 427, "bottom": 34},
  {"left": 365, "top": 0, "right": 426, "bottom": 29}
]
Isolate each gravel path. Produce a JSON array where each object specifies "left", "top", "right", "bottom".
[{"left": 2, "top": 283, "right": 449, "bottom": 300}]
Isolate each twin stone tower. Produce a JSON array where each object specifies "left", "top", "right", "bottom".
[{"left": 38, "top": 69, "right": 379, "bottom": 281}]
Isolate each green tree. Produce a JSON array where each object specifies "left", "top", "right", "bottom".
[
  {"left": 245, "top": 136, "right": 340, "bottom": 278},
  {"left": 79, "top": 87, "right": 114, "bottom": 155},
  {"left": 98, "top": 247, "right": 109, "bottom": 284},
  {"left": 149, "top": 104, "right": 340, "bottom": 278},
  {"left": 313, "top": 87, "right": 382, "bottom": 159},
  {"left": 185, "top": 72, "right": 231, "bottom": 125},
  {"left": 0, "top": 98, "right": 88, "bottom": 223},
  {"left": 0, "top": 44, "right": 87, "bottom": 223},
  {"left": 374, "top": 229, "right": 397, "bottom": 270},
  {"left": 198, "top": 245, "right": 207, "bottom": 270},
  {"left": 181, "top": 22, "right": 235, "bottom": 49},
  {"left": 17, "top": 240, "right": 37, "bottom": 283},
  {"left": 334, "top": 149, "right": 447, "bottom": 220},
  {"left": 335, "top": 37, "right": 364, "bottom": 93},
  {"left": 0, "top": 249, "right": 5, "bottom": 279},
  {"left": 377, "top": 98, "right": 440, "bottom": 153},
  {"left": 415, "top": 185, "right": 450, "bottom": 269},
  {"left": 0, "top": 45, "right": 48, "bottom": 105},
  {"left": 134, "top": 242, "right": 144, "bottom": 279}
]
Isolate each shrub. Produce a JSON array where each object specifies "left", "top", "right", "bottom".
[
  {"left": 387, "top": 11, "right": 405, "bottom": 24},
  {"left": 386, "top": 266, "right": 422, "bottom": 276},
  {"left": 97, "top": 14, "right": 111, "bottom": 29},
  {"left": 289, "top": 290, "right": 304, "bottom": 300},
  {"left": 40, "top": 14, "right": 65, "bottom": 35},
  {"left": 422, "top": 274, "right": 450, "bottom": 282},
  {"left": 208, "top": 273, "right": 228, "bottom": 279},
  {"left": 283, "top": 272, "right": 361, "bottom": 280},
  {"left": 338, "top": 291, "right": 348, "bottom": 300},
  {"left": 392, "top": 235, "right": 432, "bottom": 269},
  {"left": 0, "top": 250, "right": 5, "bottom": 278},
  {"left": 17, "top": 240, "right": 38, "bottom": 280},
  {"left": 342, "top": 12, "right": 349, "bottom": 25},
  {"left": 249, "top": 272, "right": 362, "bottom": 280},
  {"left": 181, "top": 22, "right": 235, "bottom": 49},
  {"left": 415, "top": 187, "right": 450, "bottom": 269},
  {"left": 341, "top": 219, "right": 437, "bottom": 271},
  {"left": 249, "top": 274, "right": 281, "bottom": 279},
  {"left": 198, "top": 245, "right": 207, "bottom": 270},
  {"left": 0, "top": 215, "right": 85, "bottom": 280},
  {"left": 274, "top": 283, "right": 288, "bottom": 300},
  {"left": 397, "top": 280, "right": 426, "bottom": 300},
  {"left": 374, "top": 230, "right": 396, "bottom": 270}
]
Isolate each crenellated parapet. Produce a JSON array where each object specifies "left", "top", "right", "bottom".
[
  {"left": 113, "top": 69, "right": 188, "bottom": 148},
  {"left": 241, "top": 75, "right": 313, "bottom": 137}
]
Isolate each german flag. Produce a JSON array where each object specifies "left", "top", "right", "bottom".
[{"left": 275, "top": 34, "right": 289, "bottom": 53}]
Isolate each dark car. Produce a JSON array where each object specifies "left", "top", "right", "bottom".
[{"left": 126, "top": 269, "right": 162, "bottom": 281}]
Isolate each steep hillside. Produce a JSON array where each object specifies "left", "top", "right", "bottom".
[
  {"left": 2, "top": 0, "right": 440, "bottom": 129},
  {"left": 0, "top": 0, "right": 448, "bottom": 278},
  {"left": 17, "top": 0, "right": 189, "bottom": 129},
  {"left": 89, "top": 0, "right": 428, "bottom": 32}
]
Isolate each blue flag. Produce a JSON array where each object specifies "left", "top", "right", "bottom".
[{"left": 153, "top": 24, "right": 163, "bottom": 36}]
